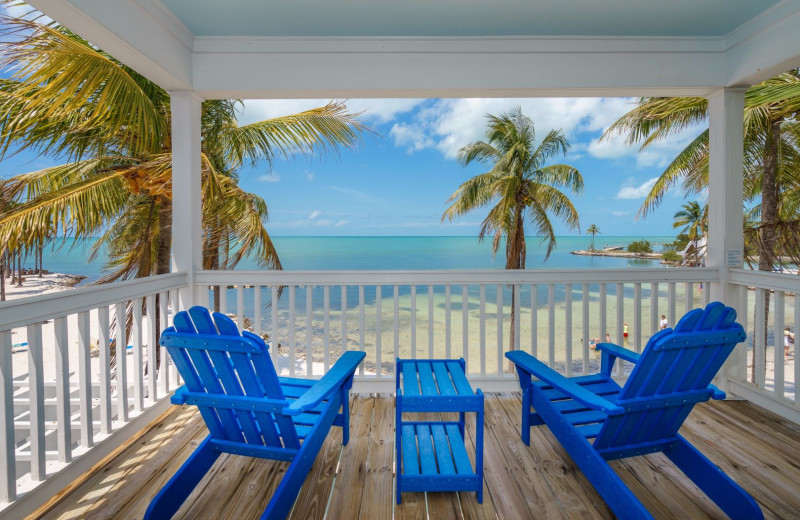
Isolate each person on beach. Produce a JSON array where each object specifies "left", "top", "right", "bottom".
[
  {"left": 660, "top": 314, "right": 668, "bottom": 330},
  {"left": 785, "top": 327, "right": 795, "bottom": 358},
  {"left": 623, "top": 323, "right": 629, "bottom": 338},
  {"left": 605, "top": 333, "right": 611, "bottom": 343},
  {"left": 589, "top": 337, "right": 599, "bottom": 350}
]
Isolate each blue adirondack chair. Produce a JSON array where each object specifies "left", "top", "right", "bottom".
[
  {"left": 144, "top": 306, "right": 365, "bottom": 520},
  {"left": 506, "top": 302, "right": 763, "bottom": 520}
]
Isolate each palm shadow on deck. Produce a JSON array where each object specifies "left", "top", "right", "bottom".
[{"left": 35, "top": 394, "right": 800, "bottom": 520}]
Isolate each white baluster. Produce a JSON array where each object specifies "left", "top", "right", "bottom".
[
  {"left": 0, "top": 330, "right": 15, "bottom": 502},
  {"left": 98, "top": 305, "right": 113, "bottom": 434},
  {"left": 114, "top": 303, "right": 128, "bottom": 422},
  {"left": 375, "top": 285, "right": 382, "bottom": 378},
  {"left": 54, "top": 316, "right": 72, "bottom": 461},
  {"left": 78, "top": 311, "right": 93, "bottom": 447},
  {"left": 307, "top": 285, "right": 314, "bottom": 376},
  {"left": 27, "top": 323, "right": 45, "bottom": 480}
]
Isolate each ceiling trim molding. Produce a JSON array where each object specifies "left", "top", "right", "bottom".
[
  {"left": 135, "top": 0, "right": 194, "bottom": 51},
  {"left": 193, "top": 35, "right": 726, "bottom": 55}
]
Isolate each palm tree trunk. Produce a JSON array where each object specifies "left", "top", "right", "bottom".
[
  {"left": 16, "top": 251, "right": 22, "bottom": 287},
  {"left": 0, "top": 252, "right": 5, "bottom": 301},
  {"left": 38, "top": 245, "right": 43, "bottom": 277},
  {"left": 507, "top": 208, "right": 526, "bottom": 354},
  {"left": 754, "top": 118, "right": 782, "bottom": 382}
]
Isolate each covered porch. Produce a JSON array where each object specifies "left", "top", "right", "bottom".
[
  {"left": 29, "top": 394, "right": 800, "bottom": 519},
  {"left": 2, "top": 0, "right": 800, "bottom": 518}
]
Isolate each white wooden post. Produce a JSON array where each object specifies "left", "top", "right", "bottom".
[
  {"left": 707, "top": 87, "right": 746, "bottom": 392},
  {"left": 170, "top": 92, "right": 203, "bottom": 309}
]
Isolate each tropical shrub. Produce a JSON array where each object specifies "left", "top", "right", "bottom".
[{"left": 628, "top": 240, "right": 653, "bottom": 254}]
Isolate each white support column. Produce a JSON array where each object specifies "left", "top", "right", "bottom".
[
  {"left": 707, "top": 87, "right": 746, "bottom": 392},
  {"left": 170, "top": 92, "right": 203, "bottom": 309}
]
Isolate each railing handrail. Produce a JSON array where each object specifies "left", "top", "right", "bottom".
[
  {"left": 0, "top": 273, "right": 188, "bottom": 331},
  {"left": 730, "top": 268, "right": 800, "bottom": 292},
  {"left": 196, "top": 267, "right": 719, "bottom": 285}
]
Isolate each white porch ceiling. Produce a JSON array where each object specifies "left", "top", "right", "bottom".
[
  {"left": 25, "top": 0, "right": 800, "bottom": 99},
  {"left": 160, "top": 0, "right": 778, "bottom": 38}
]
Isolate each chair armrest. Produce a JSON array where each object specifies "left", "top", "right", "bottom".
[
  {"left": 595, "top": 342, "right": 640, "bottom": 377},
  {"left": 283, "top": 351, "right": 366, "bottom": 415},
  {"left": 708, "top": 384, "right": 726, "bottom": 400},
  {"left": 505, "top": 351, "right": 624, "bottom": 415},
  {"left": 172, "top": 385, "right": 188, "bottom": 405},
  {"left": 595, "top": 343, "right": 640, "bottom": 363}
]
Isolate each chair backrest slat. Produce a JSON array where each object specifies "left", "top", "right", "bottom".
[
  {"left": 161, "top": 306, "right": 298, "bottom": 450},
  {"left": 595, "top": 302, "right": 745, "bottom": 452}
]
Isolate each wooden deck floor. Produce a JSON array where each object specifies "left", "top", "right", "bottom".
[{"left": 34, "top": 394, "right": 800, "bottom": 520}]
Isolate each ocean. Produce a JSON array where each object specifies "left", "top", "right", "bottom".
[{"left": 39, "top": 235, "right": 674, "bottom": 282}]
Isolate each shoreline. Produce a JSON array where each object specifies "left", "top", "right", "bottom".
[
  {"left": 2, "top": 272, "right": 87, "bottom": 302},
  {"left": 571, "top": 249, "right": 664, "bottom": 260}
]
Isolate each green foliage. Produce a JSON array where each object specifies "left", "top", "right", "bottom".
[
  {"left": 627, "top": 240, "right": 653, "bottom": 254},
  {"left": 0, "top": 15, "right": 368, "bottom": 281},
  {"left": 671, "top": 233, "right": 690, "bottom": 251},
  {"left": 443, "top": 107, "right": 583, "bottom": 266},
  {"left": 662, "top": 250, "right": 681, "bottom": 262}
]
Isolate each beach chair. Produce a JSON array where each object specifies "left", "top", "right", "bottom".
[
  {"left": 144, "top": 306, "right": 365, "bottom": 520},
  {"left": 505, "top": 302, "right": 763, "bottom": 520}
]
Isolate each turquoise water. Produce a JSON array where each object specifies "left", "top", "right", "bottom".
[{"left": 39, "top": 235, "right": 673, "bottom": 282}]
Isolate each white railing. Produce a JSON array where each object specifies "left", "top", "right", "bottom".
[
  {"left": 18, "top": 266, "right": 800, "bottom": 516},
  {"left": 196, "top": 268, "right": 717, "bottom": 391},
  {"left": 729, "top": 269, "right": 800, "bottom": 423},
  {"left": 0, "top": 273, "right": 187, "bottom": 517}
]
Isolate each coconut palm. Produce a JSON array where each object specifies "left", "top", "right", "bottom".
[
  {"left": 602, "top": 70, "right": 800, "bottom": 272},
  {"left": 604, "top": 70, "right": 800, "bottom": 381},
  {"left": 672, "top": 201, "right": 705, "bottom": 241},
  {"left": 443, "top": 108, "right": 583, "bottom": 350},
  {"left": 0, "top": 17, "right": 367, "bottom": 284},
  {"left": 586, "top": 224, "right": 601, "bottom": 250}
]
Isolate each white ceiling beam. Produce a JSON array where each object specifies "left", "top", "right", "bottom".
[
  {"left": 27, "top": 0, "right": 193, "bottom": 91},
  {"left": 192, "top": 38, "right": 728, "bottom": 99},
  {"left": 725, "top": 0, "right": 800, "bottom": 86}
]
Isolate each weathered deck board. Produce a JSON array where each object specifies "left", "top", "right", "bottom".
[{"left": 31, "top": 395, "right": 800, "bottom": 520}]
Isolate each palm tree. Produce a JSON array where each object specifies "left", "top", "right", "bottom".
[
  {"left": 0, "top": 16, "right": 367, "bottom": 374},
  {"left": 443, "top": 108, "right": 583, "bottom": 351},
  {"left": 586, "top": 224, "right": 600, "bottom": 251},
  {"left": 0, "top": 17, "right": 367, "bottom": 285},
  {"left": 603, "top": 70, "right": 800, "bottom": 381},
  {"left": 672, "top": 201, "right": 705, "bottom": 241},
  {"left": 602, "top": 70, "right": 800, "bottom": 271}
]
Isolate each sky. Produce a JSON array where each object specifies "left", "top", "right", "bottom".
[
  {"left": 231, "top": 97, "right": 703, "bottom": 236},
  {"left": 0, "top": 96, "right": 705, "bottom": 238}
]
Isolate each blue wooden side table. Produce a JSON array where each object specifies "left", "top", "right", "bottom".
[{"left": 395, "top": 358, "right": 484, "bottom": 503}]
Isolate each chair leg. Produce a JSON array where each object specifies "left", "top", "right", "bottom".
[
  {"left": 261, "top": 392, "right": 343, "bottom": 520},
  {"left": 530, "top": 391, "right": 654, "bottom": 520},
  {"left": 521, "top": 385, "right": 531, "bottom": 445},
  {"left": 665, "top": 436, "right": 763, "bottom": 520},
  {"left": 341, "top": 386, "right": 350, "bottom": 446},
  {"left": 144, "top": 435, "right": 220, "bottom": 520}
]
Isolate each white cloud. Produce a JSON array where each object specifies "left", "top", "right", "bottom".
[
  {"left": 308, "top": 210, "right": 321, "bottom": 220},
  {"left": 334, "top": 220, "right": 348, "bottom": 227},
  {"left": 259, "top": 173, "right": 281, "bottom": 183},
  {"left": 611, "top": 210, "right": 630, "bottom": 217},
  {"left": 305, "top": 170, "right": 315, "bottom": 181},
  {"left": 239, "top": 98, "right": 424, "bottom": 126},
  {"left": 616, "top": 178, "right": 659, "bottom": 199},
  {"left": 384, "top": 97, "right": 640, "bottom": 160}
]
